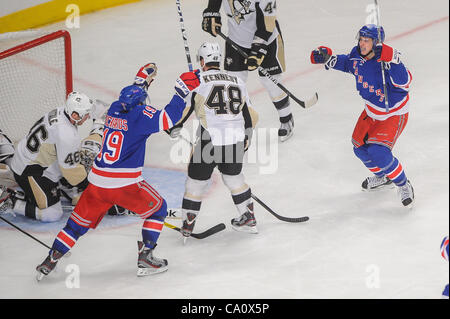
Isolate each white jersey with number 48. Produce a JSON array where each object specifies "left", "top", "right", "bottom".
[
  {"left": 223, "top": 0, "right": 279, "bottom": 48},
  {"left": 10, "top": 107, "right": 87, "bottom": 185},
  {"left": 191, "top": 69, "right": 252, "bottom": 146}
]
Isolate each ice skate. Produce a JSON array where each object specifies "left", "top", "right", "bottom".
[
  {"left": 397, "top": 180, "right": 414, "bottom": 208},
  {"left": 36, "top": 250, "right": 64, "bottom": 281},
  {"left": 361, "top": 175, "right": 394, "bottom": 191},
  {"left": 278, "top": 117, "right": 294, "bottom": 142},
  {"left": 137, "top": 241, "right": 168, "bottom": 276},
  {"left": 181, "top": 212, "right": 198, "bottom": 244},
  {"left": 231, "top": 210, "right": 258, "bottom": 234}
]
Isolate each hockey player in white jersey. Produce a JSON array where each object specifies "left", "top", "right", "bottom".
[
  {"left": 202, "top": 0, "right": 294, "bottom": 142},
  {"left": 169, "top": 42, "right": 259, "bottom": 240},
  {"left": 0, "top": 92, "right": 96, "bottom": 222}
]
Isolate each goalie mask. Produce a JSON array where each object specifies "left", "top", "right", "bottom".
[
  {"left": 197, "top": 42, "right": 222, "bottom": 65},
  {"left": 65, "top": 92, "right": 94, "bottom": 125}
]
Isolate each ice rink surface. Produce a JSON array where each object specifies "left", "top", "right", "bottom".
[{"left": 0, "top": 0, "right": 448, "bottom": 299}]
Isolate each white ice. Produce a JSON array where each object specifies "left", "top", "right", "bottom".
[{"left": 0, "top": 0, "right": 448, "bottom": 299}]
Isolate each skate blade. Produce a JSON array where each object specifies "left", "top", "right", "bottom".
[
  {"left": 361, "top": 184, "right": 395, "bottom": 192},
  {"left": 137, "top": 266, "right": 168, "bottom": 277},
  {"left": 36, "top": 271, "right": 45, "bottom": 282},
  {"left": 231, "top": 225, "right": 258, "bottom": 234},
  {"left": 183, "top": 236, "right": 189, "bottom": 245},
  {"left": 279, "top": 131, "right": 293, "bottom": 143}
]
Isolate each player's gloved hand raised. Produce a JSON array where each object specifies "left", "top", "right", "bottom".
[
  {"left": 202, "top": 8, "right": 221, "bottom": 37},
  {"left": 247, "top": 41, "right": 268, "bottom": 71},
  {"left": 374, "top": 44, "right": 402, "bottom": 64},
  {"left": 175, "top": 69, "right": 201, "bottom": 99},
  {"left": 310, "top": 46, "right": 332, "bottom": 64},
  {"left": 134, "top": 63, "right": 158, "bottom": 90}
]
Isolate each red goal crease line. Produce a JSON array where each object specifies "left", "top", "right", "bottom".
[{"left": 250, "top": 15, "right": 449, "bottom": 96}]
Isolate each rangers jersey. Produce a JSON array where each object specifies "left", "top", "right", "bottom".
[
  {"left": 331, "top": 46, "right": 412, "bottom": 121},
  {"left": 221, "top": 0, "right": 280, "bottom": 48},
  {"left": 89, "top": 95, "right": 186, "bottom": 188},
  {"left": 10, "top": 107, "right": 87, "bottom": 186},
  {"left": 189, "top": 69, "right": 253, "bottom": 146}
]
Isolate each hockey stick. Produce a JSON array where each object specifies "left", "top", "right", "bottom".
[
  {"left": 217, "top": 30, "right": 318, "bottom": 109},
  {"left": 374, "top": 0, "right": 389, "bottom": 112},
  {"left": 251, "top": 193, "right": 309, "bottom": 223},
  {"left": 0, "top": 215, "right": 71, "bottom": 257},
  {"left": 164, "top": 221, "right": 225, "bottom": 239},
  {"left": 176, "top": 0, "right": 193, "bottom": 71}
]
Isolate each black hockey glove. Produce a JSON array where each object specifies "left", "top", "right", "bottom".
[
  {"left": 247, "top": 41, "right": 268, "bottom": 71},
  {"left": 202, "top": 9, "right": 222, "bottom": 37}
]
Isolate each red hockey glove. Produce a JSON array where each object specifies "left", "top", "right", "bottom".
[
  {"left": 310, "top": 46, "right": 332, "bottom": 64},
  {"left": 134, "top": 63, "right": 158, "bottom": 89},
  {"left": 375, "top": 44, "right": 402, "bottom": 64},
  {"left": 175, "top": 69, "right": 201, "bottom": 99}
]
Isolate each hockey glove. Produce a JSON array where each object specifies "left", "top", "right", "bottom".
[
  {"left": 310, "top": 46, "right": 333, "bottom": 64},
  {"left": 310, "top": 46, "right": 337, "bottom": 70},
  {"left": 134, "top": 63, "right": 158, "bottom": 90},
  {"left": 374, "top": 44, "right": 402, "bottom": 64},
  {"left": 247, "top": 40, "right": 268, "bottom": 71},
  {"left": 202, "top": 9, "right": 222, "bottom": 37},
  {"left": 165, "top": 124, "right": 182, "bottom": 139},
  {"left": 175, "top": 69, "right": 201, "bottom": 99}
]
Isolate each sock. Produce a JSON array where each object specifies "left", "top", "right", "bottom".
[{"left": 142, "top": 200, "right": 167, "bottom": 249}]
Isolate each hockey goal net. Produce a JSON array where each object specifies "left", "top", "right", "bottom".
[{"left": 0, "top": 30, "right": 73, "bottom": 143}]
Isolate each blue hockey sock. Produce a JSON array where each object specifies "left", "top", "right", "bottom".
[
  {"left": 52, "top": 218, "right": 89, "bottom": 255},
  {"left": 142, "top": 199, "right": 167, "bottom": 249},
  {"left": 367, "top": 144, "right": 407, "bottom": 186},
  {"left": 354, "top": 145, "right": 384, "bottom": 177}
]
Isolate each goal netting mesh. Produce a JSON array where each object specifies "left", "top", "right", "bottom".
[{"left": 0, "top": 30, "right": 72, "bottom": 143}]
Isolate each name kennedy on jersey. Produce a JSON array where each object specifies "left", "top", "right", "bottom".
[{"left": 202, "top": 73, "right": 239, "bottom": 84}]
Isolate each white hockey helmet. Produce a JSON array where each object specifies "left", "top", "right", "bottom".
[
  {"left": 65, "top": 92, "right": 94, "bottom": 123},
  {"left": 197, "top": 42, "right": 222, "bottom": 65}
]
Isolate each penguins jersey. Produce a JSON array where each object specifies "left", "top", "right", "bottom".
[
  {"left": 89, "top": 94, "right": 186, "bottom": 188},
  {"left": 190, "top": 69, "right": 253, "bottom": 146},
  {"left": 221, "top": 0, "right": 280, "bottom": 48},
  {"left": 10, "top": 107, "right": 87, "bottom": 186}
]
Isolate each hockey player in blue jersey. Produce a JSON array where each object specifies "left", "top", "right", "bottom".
[
  {"left": 35, "top": 63, "right": 199, "bottom": 279},
  {"left": 310, "top": 24, "right": 414, "bottom": 208}
]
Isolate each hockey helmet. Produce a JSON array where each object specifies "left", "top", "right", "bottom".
[
  {"left": 118, "top": 85, "right": 148, "bottom": 110},
  {"left": 65, "top": 91, "right": 94, "bottom": 121},
  {"left": 357, "top": 24, "right": 385, "bottom": 44},
  {"left": 197, "top": 42, "right": 222, "bottom": 65}
]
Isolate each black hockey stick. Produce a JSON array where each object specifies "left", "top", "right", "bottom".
[
  {"left": 176, "top": 0, "right": 193, "bottom": 71},
  {"left": 251, "top": 194, "right": 309, "bottom": 223},
  {"left": 217, "top": 30, "right": 318, "bottom": 109},
  {"left": 164, "top": 221, "right": 226, "bottom": 239},
  {"left": 0, "top": 215, "right": 71, "bottom": 257}
]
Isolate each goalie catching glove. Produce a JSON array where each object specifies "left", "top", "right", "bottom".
[{"left": 80, "top": 132, "right": 102, "bottom": 173}]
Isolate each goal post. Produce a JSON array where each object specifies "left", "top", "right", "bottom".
[{"left": 0, "top": 30, "right": 73, "bottom": 143}]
